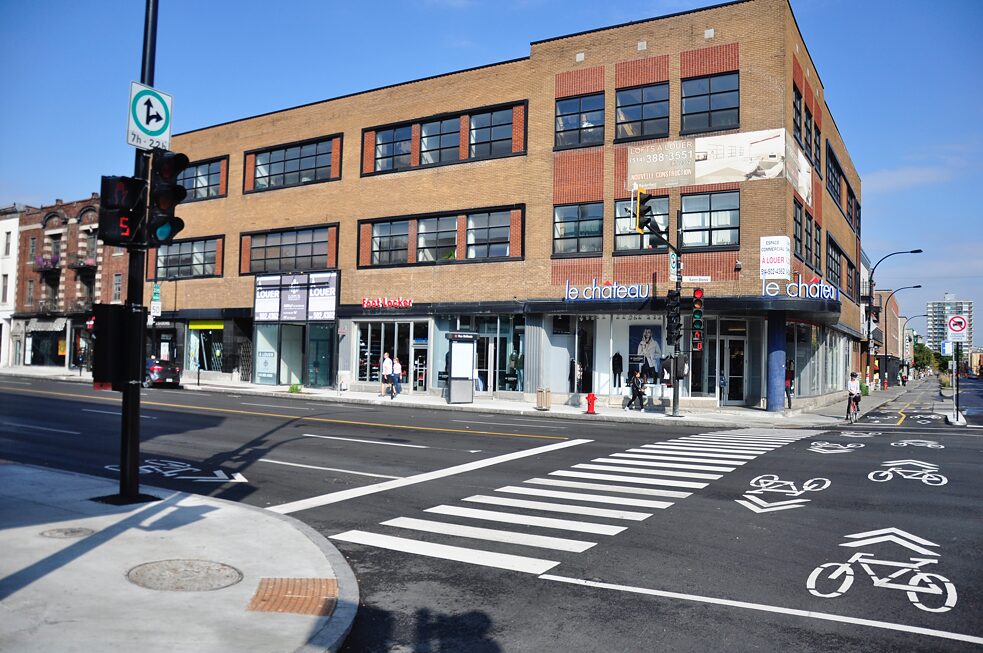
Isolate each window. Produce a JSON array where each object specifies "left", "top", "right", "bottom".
[
  {"left": 847, "top": 261, "right": 857, "bottom": 299},
  {"left": 826, "top": 144, "right": 843, "bottom": 206},
  {"left": 29, "top": 237, "right": 36, "bottom": 259},
  {"left": 470, "top": 109, "right": 513, "bottom": 159},
  {"left": 178, "top": 159, "right": 223, "bottom": 200},
  {"left": 847, "top": 190, "right": 857, "bottom": 228},
  {"left": 375, "top": 126, "right": 412, "bottom": 172},
  {"left": 680, "top": 191, "right": 740, "bottom": 248},
  {"left": 793, "top": 200, "right": 803, "bottom": 258},
  {"left": 855, "top": 200, "right": 861, "bottom": 237},
  {"left": 615, "top": 197, "right": 668, "bottom": 251},
  {"left": 467, "top": 211, "right": 510, "bottom": 259},
  {"left": 3, "top": 232, "right": 10, "bottom": 256},
  {"left": 421, "top": 119, "right": 460, "bottom": 165},
  {"left": 250, "top": 227, "right": 329, "bottom": 273},
  {"left": 27, "top": 280, "right": 35, "bottom": 305},
  {"left": 805, "top": 214, "right": 814, "bottom": 268},
  {"left": 804, "top": 107, "right": 813, "bottom": 160},
  {"left": 681, "top": 72, "right": 739, "bottom": 133},
  {"left": 555, "top": 93, "right": 604, "bottom": 148},
  {"left": 417, "top": 216, "right": 457, "bottom": 262},
  {"left": 615, "top": 83, "right": 669, "bottom": 140},
  {"left": 813, "top": 125, "right": 822, "bottom": 168},
  {"left": 827, "top": 238, "right": 842, "bottom": 289},
  {"left": 156, "top": 238, "right": 219, "bottom": 279},
  {"left": 85, "top": 230, "right": 97, "bottom": 255},
  {"left": 371, "top": 221, "right": 409, "bottom": 265},
  {"left": 792, "top": 86, "right": 802, "bottom": 144},
  {"left": 254, "top": 139, "right": 332, "bottom": 191},
  {"left": 111, "top": 275, "right": 121, "bottom": 302},
  {"left": 814, "top": 225, "right": 822, "bottom": 271},
  {"left": 1, "top": 274, "right": 7, "bottom": 303},
  {"left": 553, "top": 203, "right": 603, "bottom": 254}
]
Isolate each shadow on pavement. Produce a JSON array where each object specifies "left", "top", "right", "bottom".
[{"left": 341, "top": 604, "right": 501, "bottom": 652}]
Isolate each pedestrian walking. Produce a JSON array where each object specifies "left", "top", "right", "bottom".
[
  {"left": 785, "top": 361, "right": 794, "bottom": 409},
  {"left": 625, "top": 370, "right": 646, "bottom": 411},
  {"left": 392, "top": 357, "right": 403, "bottom": 398},
  {"left": 380, "top": 352, "right": 393, "bottom": 397}
]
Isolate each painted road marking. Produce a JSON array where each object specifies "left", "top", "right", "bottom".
[
  {"left": 267, "top": 438, "right": 592, "bottom": 514},
  {"left": 644, "top": 443, "right": 767, "bottom": 455},
  {"left": 241, "top": 402, "right": 312, "bottom": 410},
  {"left": 605, "top": 454, "right": 735, "bottom": 472},
  {"left": 462, "top": 495, "right": 653, "bottom": 521},
  {"left": 573, "top": 463, "right": 721, "bottom": 481},
  {"left": 2, "top": 421, "right": 80, "bottom": 435},
  {"left": 550, "top": 470, "right": 708, "bottom": 489},
  {"left": 623, "top": 450, "right": 749, "bottom": 466},
  {"left": 674, "top": 438, "right": 779, "bottom": 450},
  {"left": 302, "top": 433, "right": 429, "bottom": 448},
  {"left": 381, "top": 517, "right": 597, "bottom": 553},
  {"left": 82, "top": 409, "right": 157, "bottom": 420},
  {"left": 678, "top": 436, "right": 783, "bottom": 447},
  {"left": 639, "top": 446, "right": 756, "bottom": 460},
  {"left": 495, "top": 485, "right": 674, "bottom": 510},
  {"left": 0, "top": 380, "right": 32, "bottom": 385},
  {"left": 426, "top": 505, "right": 627, "bottom": 535},
  {"left": 525, "top": 478, "right": 692, "bottom": 499},
  {"left": 258, "top": 458, "right": 402, "bottom": 479},
  {"left": 452, "top": 419, "right": 566, "bottom": 430},
  {"left": 331, "top": 530, "right": 560, "bottom": 574}
]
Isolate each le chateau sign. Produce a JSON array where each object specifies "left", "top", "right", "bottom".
[{"left": 762, "top": 274, "right": 840, "bottom": 301}]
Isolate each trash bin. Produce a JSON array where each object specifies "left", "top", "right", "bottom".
[{"left": 536, "top": 388, "right": 552, "bottom": 411}]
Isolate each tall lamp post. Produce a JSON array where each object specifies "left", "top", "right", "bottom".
[
  {"left": 901, "top": 312, "right": 928, "bottom": 368},
  {"left": 871, "top": 283, "right": 921, "bottom": 386},
  {"left": 865, "top": 249, "right": 923, "bottom": 384}
]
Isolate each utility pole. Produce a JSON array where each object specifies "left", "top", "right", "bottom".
[{"left": 671, "top": 210, "right": 683, "bottom": 417}]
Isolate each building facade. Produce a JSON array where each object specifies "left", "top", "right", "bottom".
[
  {"left": 0, "top": 205, "right": 29, "bottom": 366},
  {"left": 926, "top": 292, "right": 974, "bottom": 352},
  {"left": 155, "top": 0, "right": 862, "bottom": 409}
]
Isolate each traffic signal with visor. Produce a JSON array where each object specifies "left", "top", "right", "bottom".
[
  {"left": 692, "top": 287, "right": 705, "bottom": 351},
  {"left": 634, "top": 191, "right": 654, "bottom": 234},
  {"left": 98, "top": 176, "right": 146, "bottom": 247},
  {"left": 147, "top": 149, "right": 189, "bottom": 246}
]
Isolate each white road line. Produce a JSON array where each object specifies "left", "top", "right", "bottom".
[
  {"left": 624, "top": 450, "right": 749, "bottom": 466},
  {"left": 2, "top": 421, "right": 81, "bottom": 435},
  {"left": 550, "top": 470, "right": 708, "bottom": 489},
  {"left": 600, "top": 456, "right": 735, "bottom": 472},
  {"left": 425, "top": 505, "right": 626, "bottom": 535},
  {"left": 81, "top": 409, "right": 156, "bottom": 420},
  {"left": 695, "top": 433, "right": 803, "bottom": 440},
  {"left": 451, "top": 419, "right": 566, "bottom": 430},
  {"left": 653, "top": 443, "right": 768, "bottom": 455},
  {"left": 679, "top": 437, "right": 790, "bottom": 446},
  {"left": 705, "top": 428, "right": 819, "bottom": 438},
  {"left": 462, "top": 495, "right": 652, "bottom": 521},
  {"left": 538, "top": 574, "right": 983, "bottom": 647},
  {"left": 676, "top": 438, "right": 781, "bottom": 449},
  {"left": 0, "top": 380, "right": 31, "bottom": 385},
  {"left": 331, "top": 530, "right": 559, "bottom": 574},
  {"left": 526, "top": 478, "right": 691, "bottom": 498},
  {"left": 258, "top": 458, "right": 402, "bottom": 479},
  {"left": 640, "top": 446, "right": 756, "bottom": 460},
  {"left": 241, "top": 402, "right": 312, "bottom": 410},
  {"left": 574, "top": 463, "right": 721, "bottom": 481},
  {"left": 381, "top": 517, "right": 597, "bottom": 552},
  {"left": 267, "top": 438, "right": 592, "bottom": 514},
  {"left": 507, "top": 418, "right": 571, "bottom": 425},
  {"left": 496, "top": 486, "right": 674, "bottom": 510},
  {"left": 302, "top": 433, "right": 428, "bottom": 448}
]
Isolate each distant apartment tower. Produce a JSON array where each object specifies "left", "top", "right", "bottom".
[{"left": 926, "top": 292, "right": 974, "bottom": 351}]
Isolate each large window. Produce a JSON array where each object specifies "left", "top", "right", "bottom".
[
  {"left": 792, "top": 86, "right": 802, "bottom": 144},
  {"left": 375, "top": 126, "right": 412, "bottom": 172},
  {"left": 371, "top": 221, "right": 409, "bottom": 265},
  {"left": 826, "top": 144, "right": 844, "bottom": 206},
  {"left": 793, "top": 200, "right": 803, "bottom": 258},
  {"left": 813, "top": 125, "right": 822, "bottom": 168},
  {"left": 553, "top": 203, "right": 603, "bottom": 254},
  {"left": 846, "top": 261, "right": 857, "bottom": 299},
  {"left": 814, "top": 225, "right": 822, "bottom": 271},
  {"left": 615, "top": 197, "right": 668, "bottom": 251},
  {"left": 615, "top": 83, "right": 669, "bottom": 140},
  {"left": 467, "top": 211, "right": 510, "bottom": 259},
  {"left": 803, "top": 107, "right": 813, "bottom": 160},
  {"left": 805, "top": 214, "right": 814, "bottom": 269},
  {"left": 680, "top": 191, "right": 740, "bottom": 248},
  {"left": 827, "top": 238, "right": 842, "bottom": 289},
  {"left": 420, "top": 118, "right": 460, "bottom": 165},
  {"left": 250, "top": 227, "right": 329, "bottom": 273},
  {"left": 555, "top": 94, "right": 604, "bottom": 148},
  {"left": 156, "top": 238, "right": 218, "bottom": 279},
  {"left": 470, "top": 110, "right": 513, "bottom": 159},
  {"left": 178, "top": 159, "right": 223, "bottom": 200},
  {"left": 681, "top": 72, "right": 739, "bottom": 133},
  {"left": 254, "top": 139, "right": 332, "bottom": 191},
  {"left": 1, "top": 274, "right": 7, "bottom": 303},
  {"left": 3, "top": 232, "right": 10, "bottom": 256},
  {"left": 417, "top": 216, "right": 457, "bottom": 262},
  {"left": 29, "top": 237, "right": 36, "bottom": 259},
  {"left": 111, "top": 275, "right": 120, "bottom": 302}
]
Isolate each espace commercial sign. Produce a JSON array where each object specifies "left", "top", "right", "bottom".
[{"left": 762, "top": 274, "right": 840, "bottom": 301}]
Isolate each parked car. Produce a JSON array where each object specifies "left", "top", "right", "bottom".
[{"left": 144, "top": 358, "right": 182, "bottom": 388}]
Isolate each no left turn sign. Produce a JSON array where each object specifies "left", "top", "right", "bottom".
[{"left": 947, "top": 314, "right": 968, "bottom": 343}]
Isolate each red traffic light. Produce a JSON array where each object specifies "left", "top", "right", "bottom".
[{"left": 693, "top": 288, "right": 704, "bottom": 299}]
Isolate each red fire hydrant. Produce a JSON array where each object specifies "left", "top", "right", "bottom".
[{"left": 586, "top": 392, "right": 597, "bottom": 414}]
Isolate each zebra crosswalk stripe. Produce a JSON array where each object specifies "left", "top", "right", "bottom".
[
  {"left": 380, "top": 517, "right": 597, "bottom": 552},
  {"left": 550, "top": 469, "right": 708, "bottom": 489},
  {"left": 463, "top": 495, "right": 652, "bottom": 520},
  {"left": 603, "top": 455, "right": 735, "bottom": 472},
  {"left": 525, "top": 477, "right": 692, "bottom": 498},
  {"left": 574, "top": 463, "right": 721, "bottom": 480},
  {"left": 425, "top": 505, "right": 627, "bottom": 535},
  {"left": 495, "top": 485, "right": 675, "bottom": 509},
  {"left": 623, "top": 450, "right": 749, "bottom": 466}
]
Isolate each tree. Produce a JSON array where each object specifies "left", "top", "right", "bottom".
[{"left": 913, "top": 343, "right": 934, "bottom": 370}]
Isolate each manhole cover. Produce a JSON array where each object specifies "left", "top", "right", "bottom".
[
  {"left": 127, "top": 559, "right": 243, "bottom": 592},
  {"left": 41, "top": 527, "right": 95, "bottom": 539}
]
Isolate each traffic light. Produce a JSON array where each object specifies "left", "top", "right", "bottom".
[
  {"left": 98, "top": 175, "right": 146, "bottom": 247},
  {"left": 634, "top": 191, "right": 654, "bottom": 234},
  {"left": 147, "top": 148, "right": 189, "bottom": 246},
  {"left": 692, "top": 287, "right": 705, "bottom": 351},
  {"left": 666, "top": 289, "right": 682, "bottom": 345}
]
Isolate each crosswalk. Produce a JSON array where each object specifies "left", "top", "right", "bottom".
[{"left": 331, "top": 428, "right": 823, "bottom": 574}]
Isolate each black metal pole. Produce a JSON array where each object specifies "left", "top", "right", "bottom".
[
  {"left": 672, "top": 210, "right": 682, "bottom": 417},
  {"left": 118, "top": 0, "right": 158, "bottom": 500},
  {"left": 955, "top": 342, "right": 961, "bottom": 420}
]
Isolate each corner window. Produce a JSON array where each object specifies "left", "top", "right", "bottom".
[
  {"left": 417, "top": 216, "right": 457, "bottom": 262},
  {"left": 681, "top": 72, "right": 739, "bottom": 134},
  {"left": 470, "top": 110, "right": 513, "bottom": 159},
  {"left": 178, "top": 159, "right": 224, "bottom": 200},
  {"left": 553, "top": 203, "right": 602, "bottom": 254},
  {"left": 615, "top": 83, "right": 669, "bottom": 140},
  {"left": 555, "top": 94, "right": 604, "bottom": 148},
  {"left": 254, "top": 139, "right": 333, "bottom": 191},
  {"left": 467, "top": 211, "right": 510, "bottom": 259},
  {"left": 793, "top": 200, "right": 803, "bottom": 258},
  {"left": 421, "top": 119, "right": 460, "bottom": 166},
  {"left": 792, "top": 86, "right": 802, "bottom": 144},
  {"left": 156, "top": 238, "right": 219, "bottom": 279},
  {"left": 680, "top": 191, "right": 740, "bottom": 248},
  {"left": 371, "top": 221, "right": 409, "bottom": 265},
  {"left": 375, "top": 127, "right": 412, "bottom": 172},
  {"left": 615, "top": 197, "right": 668, "bottom": 251},
  {"left": 250, "top": 227, "right": 329, "bottom": 274}
]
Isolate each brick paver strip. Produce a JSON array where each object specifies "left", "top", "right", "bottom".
[{"left": 246, "top": 577, "right": 338, "bottom": 616}]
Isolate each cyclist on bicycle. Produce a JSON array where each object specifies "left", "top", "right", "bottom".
[{"left": 847, "top": 371, "right": 861, "bottom": 419}]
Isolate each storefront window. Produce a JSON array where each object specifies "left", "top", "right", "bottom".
[
  {"left": 188, "top": 322, "right": 223, "bottom": 371},
  {"left": 254, "top": 324, "right": 278, "bottom": 385}
]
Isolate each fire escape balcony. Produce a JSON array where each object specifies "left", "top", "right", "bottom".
[
  {"left": 33, "top": 255, "right": 61, "bottom": 274},
  {"left": 70, "top": 255, "right": 98, "bottom": 271},
  {"left": 37, "top": 300, "right": 58, "bottom": 315}
]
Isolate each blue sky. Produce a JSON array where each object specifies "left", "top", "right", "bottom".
[{"left": 1, "top": 0, "right": 979, "bottom": 337}]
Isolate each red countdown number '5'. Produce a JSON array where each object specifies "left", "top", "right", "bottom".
[{"left": 119, "top": 216, "right": 130, "bottom": 237}]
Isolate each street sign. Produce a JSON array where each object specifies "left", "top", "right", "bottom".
[
  {"left": 669, "top": 252, "right": 678, "bottom": 282},
  {"left": 127, "top": 82, "right": 172, "bottom": 151},
  {"left": 152, "top": 282, "right": 161, "bottom": 302},
  {"left": 946, "top": 314, "right": 968, "bottom": 343},
  {"left": 150, "top": 300, "right": 162, "bottom": 317},
  {"left": 941, "top": 341, "right": 952, "bottom": 356}
]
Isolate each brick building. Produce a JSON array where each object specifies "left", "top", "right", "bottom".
[
  {"left": 12, "top": 196, "right": 130, "bottom": 368},
  {"left": 155, "top": 0, "right": 863, "bottom": 410}
]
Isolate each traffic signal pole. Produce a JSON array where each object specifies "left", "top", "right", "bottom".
[{"left": 670, "top": 210, "right": 682, "bottom": 417}]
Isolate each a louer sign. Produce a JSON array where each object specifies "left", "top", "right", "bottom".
[{"left": 762, "top": 274, "right": 840, "bottom": 301}]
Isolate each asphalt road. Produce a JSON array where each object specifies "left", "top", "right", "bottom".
[{"left": 0, "top": 376, "right": 980, "bottom": 652}]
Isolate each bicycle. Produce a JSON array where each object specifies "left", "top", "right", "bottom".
[
  {"left": 748, "top": 474, "right": 830, "bottom": 497},
  {"left": 868, "top": 466, "right": 948, "bottom": 486},
  {"left": 847, "top": 393, "right": 860, "bottom": 423}
]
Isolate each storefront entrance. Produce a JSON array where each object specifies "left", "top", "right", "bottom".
[
  {"left": 357, "top": 321, "right": 429, "bottom": 391},
  {"left": 721, "top": 336, "right": 746, "bottom": 405}
]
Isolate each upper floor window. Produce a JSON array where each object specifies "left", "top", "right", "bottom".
[
  {"left": 793, "top": 200, "right": 803, "bottom": 258},
  {"left": 615, "top": 197, "right": 668, "bottom": 251},
  {"left": 467, "top": 211, "right": 510, "bottom": 259},
  {"left": 156, "top": 238, "right": 218, "bottom": 280},
  {"left": 111, "top": 275, "right": 121, "bottom": 302},
  {"left": 805, "top": 214, "right": 814, "bottom": 267},
  {"left": 417, "top": 216, "right": 457, "bottom": 262},
  {"left": 1, "top": 274, "right": 7, "bottom": 303},
  {"left": 375, "top": 126, "right": 412, "bottom": 172},
  {"left": 251, "top": 227, "right": 329, "bottom": 274},
  {"left": 681, "top": 72, "right": 739, "bottom": 134},
  {"left": 553, "top": 203, "right": 602, "bottom": 254},
  {"left": 84, "top": 230, "right": 97, "bottom": 255},
  {"left": 29, "top": 237, "right": 36, "bottom": 259},
  {"left": 615, "top": 83, "right": 669, "bottom": 140},
  {"left": 846, "top": 261, "right": 857, "bottom": 299},
  {"left": 680, "top": 191, "right": 740, "bottom": 248},
  {"left": 803, "top": 107, "right": 813, "bottom": 160},
  {"left": 847, "top": 190, "right": 857, "bottom": 229},
  {"left": 3, "top": 232, "right": 10, "bottom": 256},
  {"left": 792, "top": 86, "right": 802, "bottom": 144},
  {"left": 814, "top": 225, "right": 822, "bottom": 271},
  {"left": 826, "top": 144, "right": 843, "bottom": 206},
  {"left": 371, "top": 221, "right": 409, "bottom": 265},
  {"left": 178, "top": 159, "right": 224, "bottom": 200},
  {"left": 470, "top": 110, "right": 512, "bottom": 159},
  {"left": 826, "top": 238, "right": 842, "bottom": 288},
  {"left": 813, "top": 125, "right": 822, "bottom": 168},
  {"left": 555, "top": 94, "right": 604, "bottom": 148},
  {"left": 254, "top": 139, "right": 332, "bottom": 191},
  {"left": 421, "top": 119, "right": 460, "bottom": 166}
]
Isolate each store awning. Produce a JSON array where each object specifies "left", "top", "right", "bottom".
[{"left": 27, "top": 318, "right": 67, "bottom": 332}]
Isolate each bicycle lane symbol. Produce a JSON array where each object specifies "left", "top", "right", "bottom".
[
  {"left": 734, "top": 474, "right": 830, "bottom": 513},
  {"left": 806, "top": 528, "right": 957, "bottom": 613},
  {"left": 868, "top": 460, "right": 948, "bottom": 486}
]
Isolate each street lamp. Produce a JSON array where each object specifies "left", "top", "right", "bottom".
[
  {"left": 901, "top": 313, "right": 928, "bottom": 367},
  {"left": 870, "top": 284, "right": 921, "bottom": 387},
  {"left": 865, "top": 249, "right": 923, "bottom": 384}
]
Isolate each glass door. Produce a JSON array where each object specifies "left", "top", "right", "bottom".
[
  {"left": 722, "top": 337, "right": 746, "bottom": 405},
  {"left": 280, "top": 324, "right": 304, "bottom": 386},
  {"left": 306, "top": 324, "right": 334, "bottom": 387},
  {"left": 475, "top": 335, "right": 492, "bottom": 392}
]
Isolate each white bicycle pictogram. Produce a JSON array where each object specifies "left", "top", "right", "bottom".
[
  {"left": 747, "top": 474, "right": 830, "bottom": 497},
  {"left": 868, "top": 466, "right": 948, "bottom": 486},
  {"left": 807, "top": 551, "right": 957, "bottom": 612},
  {"left": 808, "top": 442, "right": 864, "bottom": 454},
  {"left": 891, "top": 440, "right": 944, "bottom": 449}
]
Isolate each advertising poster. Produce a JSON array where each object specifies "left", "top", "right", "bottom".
[
  {"left": 629, "top": 324, "right": 664, "bottom": 383},
  {"left": 308, "top": 272, "right": 338, "bottom": 321},
  {"left": 254, "top": 276, "right": 281, "bottom": 322},
  {"left": 279, "top": 274, "right": 309, "bottom": 322}
]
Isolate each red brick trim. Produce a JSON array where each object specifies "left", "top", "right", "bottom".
[
  {"left": 146, "top": 249, "right": 157, "bottom": 279},
  {"left": 407, "top": 220, "right": 418, "bottom": 263},
  {"left": 553, "top": 149, "right": 604, "bottom": 204},
  {"left": 813, "top": 174, "right": 824, "bottom": 224},
  {"left": 792, "top": 56, "right": 804, "bottom": 90},
  {"left": 219, "top": 159, "right": 228, "bottom": 196},
  {"left": 456, "top": 215, "right": 467, "bottom": 260},
  {"left": 555, "top": 66, "right": 604, "bottom": 98},
  {"left": 615, "top": 55, "right": 669, "bottom": 88},
  {"left": 613, "top": 255, "right": 665, "bottom": 285},
  {"left": 459, "top": 116, "right": 470, "bottom": 161},
  {"left": 804, "top": 81, "right": 814, "bottom": 114},
  {"left": 214, "top": 239, "right": 224, "bottom": 275},
  {"left": 410, "top": 124, "right": 421, "bottom": 167},
  {"left": 509, "top": 209, "right": 522, "bottom": 257},
  {"left": 679, "top": 250, "right": 739, "bottom": 281},
  {"left": 358, "top": 223, "right": 372, "bottom": 266},
  {"left": 680, "top": 43, "right": 739, "bottom": 79},
  {"left": 362, "top": 131, "right": 375, "bottom": 175},
  {"left": 551, "top": 258, "right": 603, "bottom": 286},
  {"left": 331, "top": 136, "right": 342, "bottom": 179},
  {"left": 512, "top": 105, "right": 526, "bottom": 153},
  {"left": 240, "top": 235, "right": 251, "bottom": 274},
  {"left": 243, "top": 154, "right": 255, "bottom": 192},
  {"left": 813, "top": 105, "right": 823, "bottom": 131},
  {"left": 326, "top": 226, "right": 337, "bottom": 269}
]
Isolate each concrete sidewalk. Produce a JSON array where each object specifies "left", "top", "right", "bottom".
[{"left": 0, "top": 463, "right": 358, "bottom": 653}]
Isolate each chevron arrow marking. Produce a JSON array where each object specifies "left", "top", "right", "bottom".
[
  {"left": 881, "top": 460, "right": 938, "bottom": 469},
  {"left": 735, "top": 494, "right": 810, "bottom": 513},
  {"left": 175, "top": 470, "right": 248, "bottom": 483}
]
